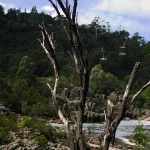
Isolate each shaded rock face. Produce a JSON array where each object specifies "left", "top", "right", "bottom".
[
  {"left": 0, "top": 103, "right": 11, "bottom": 114},
  {"left": 0, "top": 128, "right": 70, "bottom": 150}
]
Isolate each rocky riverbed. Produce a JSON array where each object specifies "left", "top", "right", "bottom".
[
  {"left": 0, "top": 128, "right": 69, "bottom": 150},
  {"left": 0, "top": 113, "right": 149, "bottom": 150}
]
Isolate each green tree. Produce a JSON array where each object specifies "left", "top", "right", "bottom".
[
  {"left": 31, "top": 6, "right": 38, "bottom": 14},
  {"left": 16, "top": 56, "right": 35, "bottom": 83},
  {"left": 0, "top": 78, "right": 11, "bottom": 104},
  {"left": 0, "top": 5, "right": 4, "bottom": 16},
  {"left": 90, "top": 64, "right": 123, "bottom": 95},
  {"left": 135, "top": 87, "right": 150, "bottom": 108},
  {"left": 133, "top": 54, "right": 150, "bottom": 91},
  {"left": 6, "top": 8, "right": 20, "bottom": 20}
]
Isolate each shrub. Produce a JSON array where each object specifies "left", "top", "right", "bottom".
[
  {"left": 31, "top": 118, "right": 56, "bottom": 142},
  {"left": 18, "top": 116, "right": 32, "bottom": 128},
  {"left": 135, "top": 87, "right": 150, "bottom": 108},
  {"left": 134, "top": 121, "right": 148, "bottom": 149},
  {"left": 34, "top": 135, "right": 48, "bottom": 148},
  {"left": 19, "top": 117, "right": 56, "bottom": 142},
  {"left": 30, "top": 102, "right": 57, "bottom": 117},
  {"left": 0, "top": 114, "right": 17, "bottom": 144},
  {"left": 21, "top": 101, "right": 31, "bottom": 115},
  {"left": 90, "top": 64, "right": 123, "bottom": 95}
]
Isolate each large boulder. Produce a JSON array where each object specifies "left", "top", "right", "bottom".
[{"left": 0, "top": 103, "right": 11, "bottom": 114}]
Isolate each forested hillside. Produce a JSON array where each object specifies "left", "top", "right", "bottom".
[{"left": 0, "top": 5, "right": 149, "bottom": 114}]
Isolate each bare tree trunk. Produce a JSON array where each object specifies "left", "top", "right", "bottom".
[{"left": 76, "top": 109, "right": 84, "bottom": 149}]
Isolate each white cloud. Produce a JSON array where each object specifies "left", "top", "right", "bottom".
[
  {"left": 0, "top": 2, "right": 15, "bottom": 8},
  {"left": 40, "top": 5, "right": 64, "bottom": 17},
  {"left": 95, "top": 0, "right": 150, "bottom": 18},
  {"left": 78, "top": 11, "right": 95, "bottom": 25},
  {"left": 0, "top": 1, "right": 16, "bottom": 12},
  {"left": 77, "top": 0, "right": 150, "bottom": 40},
  {"left": 51, "top": 11, "right": 57, "bottom": 17},
  {"left": 25, "top": 9, "right": 31, "bottom": 13},
  {"left": 41, "top": 5, "right": 54, "bottom": 12}
]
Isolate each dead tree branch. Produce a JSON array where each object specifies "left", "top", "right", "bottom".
[
  {"left": 38, "top": 23, "right": 72, "bottom": 135},
  {"left": 38, "top": 23, "right": 60, "bottom": 107},
  {"left": 131, "top": 81, "right": 150, "bottom": 102},
  {"left": 122, "top": 62, "right": 140, "bottom": 101},
  {"left": 99, "top": 62, "right": 150, "bottom": 150}
]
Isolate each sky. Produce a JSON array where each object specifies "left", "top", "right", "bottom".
[{"left": 0, "top": 0, "right": 150, "bottom": 41}]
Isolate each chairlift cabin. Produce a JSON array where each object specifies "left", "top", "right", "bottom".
[
  {"left": 119, "top": 42, "right": 126, "bottom": 56},
  {"left": 100, "top": 47, "right": 107, "bottom": 60}
]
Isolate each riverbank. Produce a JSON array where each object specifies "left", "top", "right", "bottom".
[
  {"left": 0, "top": 113, "right": 149, "bottom": 150},
  {"left": 50, "top": 119, "right": 150, "bottom": 149}
]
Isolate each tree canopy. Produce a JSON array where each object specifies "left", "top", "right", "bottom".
[{"left": 0, "top": 4, "right": 149, "bottom": 113}]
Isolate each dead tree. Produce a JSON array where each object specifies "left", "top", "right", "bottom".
[
  {"left": 38, "top": 1, "right": 150, "bottom": 150},
  {"left": 99, "top": 62, "right": 150, "bottom": 150},
  {"left": 39, "top": 0, "right": 89, "bottom": 149}
]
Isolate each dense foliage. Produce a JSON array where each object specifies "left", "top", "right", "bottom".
[
  {"left": 0, "top": 114, "right": 17, "bottom": 144},
  {"left": 90, "top": 64, "right": 123, "bottom": 95},
  {"left": 0, "top": 114, "right": 63, "bottom": 146},
  {"left": 0, "top": 5, "right": 149, "bottom": 114}
]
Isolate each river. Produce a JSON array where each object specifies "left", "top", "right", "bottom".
[
  {"left": 51, "top": 120, "right": 150, "bottom": 146},
  {"left": 83, "top": 120, "right": 150, "bottom": 146}
]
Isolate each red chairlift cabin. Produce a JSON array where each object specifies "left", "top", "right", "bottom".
[
  {"left": 119, "top": 42, "right": 126, "bottom": 56},
  {"left": 100, "top": 47, "right": 107, "bottom": 60}
]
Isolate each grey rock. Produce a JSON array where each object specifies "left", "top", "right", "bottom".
[{"left": 0, "top": 103, "right": 11, "bottom": 114}]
